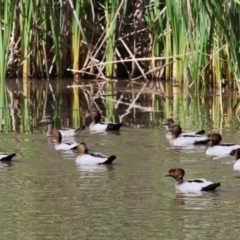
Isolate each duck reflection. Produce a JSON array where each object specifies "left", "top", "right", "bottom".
[
  {"left": 172, "top": 191, "right": 220, "bottom": 209},
  {"left": 76, "top": 164, "right": 115, "bottom": 178},
  {"left": 0, "top": 161, "right": 12, "bottom": 168}
]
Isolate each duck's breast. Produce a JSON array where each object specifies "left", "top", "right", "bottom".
[
  {"left": 233, "top": 160, "right": 240, "bottom": 171},
  {"left": 165, "top": 131, "right": 172, "bottom": 140}
]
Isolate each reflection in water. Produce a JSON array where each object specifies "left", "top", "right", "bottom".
[
  {"left": 0, "top": 161, "right": 12, "bottom": 168},
  {"left": 76, "top": 163, "right": 115, "bottom": 177},
  {"left": 1, "top": 79, "right": 240, "bottom": 133}
]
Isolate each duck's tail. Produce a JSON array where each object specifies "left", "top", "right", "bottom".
[
  {"left": 0, "top": 153, "right": 16, "bottom": 161},
  {"left": 106, "top": 123, "right": 122, "bottom": 131},
  {"left": 195, "top": 130, "right": 205, "bottom": 135},
  {"left": 74, "top": 126, "right": 85, "bottom": 133},
  {"left": 201, "top": 182, "right": 221, "bottom": 191},
  {"left": 103, "top": 155, "right": 116, "bottom": 164}
]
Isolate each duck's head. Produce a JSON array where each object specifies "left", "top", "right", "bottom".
[
  {"left": 52, "top": 130, "right": 62, "bottom": 143},
  {"left": 39, "top": 116, "right": 54, "bottom": 136},
  {"left": 207, "top": 132, "right": 222, "bottom": 145},
  {"left": 168, "top": 124, "right": 182, "bottom": 138},
  {"left": 86, "top": 107, "right": 101, "bottom": 123},
  {"left": 165, "top": 168, "right": 185, "bottom": 181},
  {"left": 161, "top": 118, "right": 175, "bottom": 126},
  {"left": 77, "top": 143, "right": 89, "bottom": 154},
  {"left": 230, "top": 148, "right": 240, "bottom": 160}
]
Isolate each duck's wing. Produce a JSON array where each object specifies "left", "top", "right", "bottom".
[
  {"left": 187, "top": 178, "right": 220, "bottom": 191},
  {"left": 173, "top": 135, "right": 209, "bottom": 146},
  {"left": 181, "top": 134, "right": 209, "bottom": 144},
  {"left": 89, "top": 152, "right": 108, "bottom": 158},
  {"left": 76, "top": 154, "right": 116, "bottom": 164},
  {"left": 106, "top": 123, "right": 122, "bottom": 131},
  {"left": 0, "top": 153, "right": 16, "bottom": 161}
]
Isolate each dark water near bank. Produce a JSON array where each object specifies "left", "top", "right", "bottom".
[{"left": 1, "top": 79, "right": 240, "bottom": 239}]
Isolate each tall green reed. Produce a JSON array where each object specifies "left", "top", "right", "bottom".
[
  {"left": 0, "top": 0, "right": 16, "bottom": 130},
  {"left": 105, "top": 0, "right": 117, "bottom": 78}
]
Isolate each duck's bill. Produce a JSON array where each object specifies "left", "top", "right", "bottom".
[
  {"left": 165, "top": 174, "right": 170, "bottom": 177},
  {"left": 38, "top": 119, "right": 47, "bottom": 123},
  {"left": 161, "top": 120, "right": 169, "bottom": 125}
]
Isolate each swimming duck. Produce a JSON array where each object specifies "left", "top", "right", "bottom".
[
  {"left": 206, "top": 132, "right": 240, "bottom": 157},
  {"left": 161, "top": 118, "right": 205, "bottom": 139},
  {"left": 39, "top": 116, "right": 85, "bottom": 137},
  {"left": 229, "top": 148, "right": 240, "bottom": 171},
  {"left": 168, "top": 124, "right": 209, "bottom": 146},
  {"left": 52, "top": 130, "right": 79, "bottom": 150},
  {"left": 75, "top": 143, "right": 116, "bottom": 165},
  {"left": 166, "top": 168, "right": 221, "bottom": 193},
  {"left": 86, "top": 107, "right": 122, "bottom": 132},
  {"left": 0, "top": 153, "right": 15, "bottom": 161}
]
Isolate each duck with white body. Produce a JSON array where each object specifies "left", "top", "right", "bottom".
[
  {"left": 85, "top": 107, "right": 122, "bottom": 133},
  {"left": 166, "top": 168, "right": 221, "bottom": 193},
  {"left": 75, "top": 143, "right": 116, "bottom": 165},
  {"left": 206, "top": 132, "right": 240, "bottom": 158}
]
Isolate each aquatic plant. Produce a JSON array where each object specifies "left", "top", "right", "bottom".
[{"left": 0, "top": 0, "right": 240, "bottom": 90}]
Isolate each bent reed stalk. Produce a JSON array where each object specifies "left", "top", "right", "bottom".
[{"left": 0, "top": 0, "right": 240, "bottom": 89}]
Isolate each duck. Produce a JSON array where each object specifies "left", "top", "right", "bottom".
[
  {"left": 168, "top": 124, "right": 209, "bottom": 147},
  {"left": 229, "top": 148, "right": 240, "bottom": 171},
  {"left": 52, "top": 130, "right": 79, "bottom": 150},
  {"left": 75, "top": 143, "right": 116, "bottom": 165},
  {"left": 165, "top": 168, "right": 221, "bottom": 193},
  {"left": 161, "top": 118, "right": 205, "bottom": 139},
  {"left": 206, "top": 132, "right": 240, "bottom": 157},
  {"left": 0, "top": 153, "right": 15, "bottom": 161},
  {"left": 85, "top": 107, "right": 122, "bottom": 132},
  {"left": 39, "top": 116, "right": 85, "bottom": 137}
]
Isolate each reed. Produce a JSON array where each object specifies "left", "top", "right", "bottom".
[
  {"left": 0, "top": 0, "right": 16, "bottom": 130},
  {"left": 1, "top": 0, "right": 240, "bottom": 91},
  {"left": 105, "top": 0, "right": 117, "bottom": 78}
]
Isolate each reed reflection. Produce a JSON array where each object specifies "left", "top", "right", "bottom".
[{"left": 0, "top": 79, "right": 238, "bottom": 133}]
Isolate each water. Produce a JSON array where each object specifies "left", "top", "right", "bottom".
[{"left": 1, "top": 79, "right": 240, "bottom": 239}]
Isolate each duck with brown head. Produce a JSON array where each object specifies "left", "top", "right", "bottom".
[
  {"left": 85, "top": 107, "right": 122, "bottom": 133},
  {"left": 75, "top": 143, "right": 116, "bottom": 165},
  {"left": 161, "top": 118, "right": 205, "bottom": 140},
  {"left": 230, "top": 148, "right": 240, "bottom": 171},
  {"left": 168, "top": 124, "right": 209, "bottom": 147},
  {"left": 39, "top": 116, "right": 85, "bottom": 137},
  {"left": 206, "top": 132, "right": 240, "bottom": 157},
  {"left": 166, "top": 168, "right": 221, "bottom": 193},
  {"left": 52, "top": 130, "right": 79, "bottom": 150}
]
